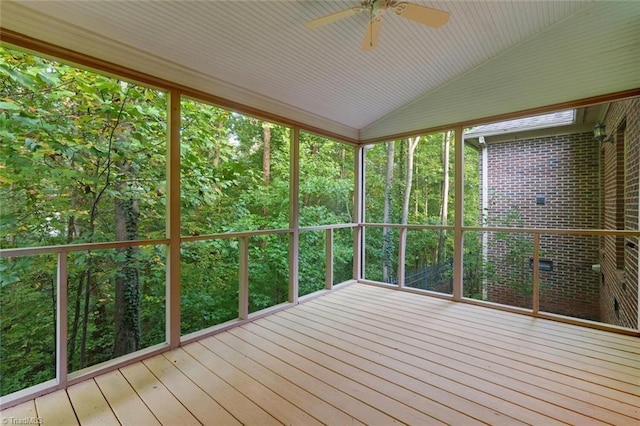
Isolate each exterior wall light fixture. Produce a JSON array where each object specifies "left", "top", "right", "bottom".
[{"left": 593, "top": 122, "right": 608, "bottom": 143}]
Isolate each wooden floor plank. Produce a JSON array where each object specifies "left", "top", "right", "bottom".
[
  {"left": 310, "top": 292, "right": 640, "bottom": 416},
  {"left": 34, "top": 390, "right": 79, "bottom": 426},
  {"left": 119, "top": 362, "right": 200, "bottom": 426},
  {"left": 259, "top": 315, "right": 559, "bottom": 425},
  {"left": 142, "top": 354, "right": 241, "bottom": 426},
  {"left": 228, "top": 326, "right": 448, "bottom": 425},
  {"left": 337, "top": 285, "right": 640, "bottom": 363},
  {"left": 340, "top": 292, "right": 640, "bottom": 394},
  {"left": 326, "top": 287, "right": 640, "bottom": 392},
  {"left": 351, "top": 284, "right": 640, "bottom": 354},
  {"left": 94, "top": 369, "right": 160, "bottom": 426},
  {"left": 67, "top": 379, "right": 120, "bottom": 425},
  {"left": 249, "top": 318, "right": 525, "bottom": 426},
  {"left": 199, "top": 335, "right": 362, "bottom": 426},
  {"left": 332, "top": 290, "right": 635, "bottom": 375},
  {"left": 312, "top": 292, "right": 637, "bottom": 394},
  {"left": 257, "top": 314, "right": 570, "bottom": 426},
  {"left": 352, "top": 285, "right": 640, "bottom": 366},
  {"left": 276, "top": 306, "right": 618, "bottom": 425},
  {"left": 163, "top": 347, "right": 281, "bottom": 426},
  {"left": 244, "top": 319, "right": 508, "bottom": 426},
  {"left": 215, "top": 331, "right": 397, "bottom": 426},
  {"left": 183, "top": 342, "right": 323, "bottom": 426},
  {"left": 0, "top": 400, "right": 39, "bottom": 425}
]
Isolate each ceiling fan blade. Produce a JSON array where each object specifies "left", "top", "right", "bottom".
[
  {"left": 393, "top": 3, "right": 450, "bottom": 28},
  {"left": 305, "top": 7, "right": 363, "bottom": 29},
  {"left": 362, "top": 16, "right": 383, "bottom": 51}
]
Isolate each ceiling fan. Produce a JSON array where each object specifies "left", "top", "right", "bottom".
[{"left": 305, "top": 0, "right": 450, "bottom": 51}]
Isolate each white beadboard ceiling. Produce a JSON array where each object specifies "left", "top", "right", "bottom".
[{"left": 1, "top": 1, "right": 639, "bottom": 142}]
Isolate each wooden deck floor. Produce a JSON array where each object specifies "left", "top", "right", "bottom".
[{"left": 3, "top": 283, "right": 640, "bottom": 425}]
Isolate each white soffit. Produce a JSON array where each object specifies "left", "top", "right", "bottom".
[
  {"left": 464, "top": 110, "right": 576, "bottom": 138},
  {"left": 361, "top": 1, "right": 640, "bottom": 141}
]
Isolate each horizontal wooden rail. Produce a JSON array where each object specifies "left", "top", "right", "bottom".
[
  {"left": 300, "top": 223, "right": 357, "bottom": 232},
  {"left": 0, "top": 238, "right": 170, "bottom": 257},
  {"left": 180, "top": 223, "right": 356, "bottom": 243},
  {"left": 180, "top": 228, "right": 293, "bottom": 242},
  {"left": 464, "top": 226, "right": 640, "bottom": 236},
  {"left": 363, "top": 223, "right": 454, "bottom": 231}
]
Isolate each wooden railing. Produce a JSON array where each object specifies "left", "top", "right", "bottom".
[
  {"left": 361, "top": 223, "right": 640, "bottom": 335},
  {"left": 0, "top": 238, "right": 169, "bottom": 409},
  {"left": 2, "top": 222, "right": 638, "bottom": 408},
  {"left": 0, "top": 223, "right": 357, "bottom": 409}
]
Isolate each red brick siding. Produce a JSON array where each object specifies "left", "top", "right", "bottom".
[
  {"left": 600, "top": 97, "right": 639, "bottom": 329},
  {"left": 482, "top": 132, "right": 601, "bottom": 319}
]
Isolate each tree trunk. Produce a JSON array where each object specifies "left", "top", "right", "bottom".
[
  {"left": 437, "top": 131, "right": 452, "bottom": 263},
  {"left": 262, "top": 122, "right": 271, "bottom": 217},
  {"left": 382, "top": 142, "right": 395, "bottom": 283},
  {"left": 78, "top": 187, "right": 99, "bottom": 369},
  {"left": 66, "top": 214, "right": 81, "bottom": 371},
  {"left": 68, "top": 272, "right": 84, "bottom": 371},
  {"left": 402, "top": 137, "right": 420, "bottom": 225},
  {"left": 113, "top": 163, "right": 141, "bottom": 357},
  {"left": 262, "top": 122, "right": 271, "bottom": 186},
  {"left": 399, "top": 137, "right": 420, "bottom": 278},
  {"left": 213, "top": 120, "right": 224, "bottom": 168},
  {"left": 424, "top": 187, "right": 429, "bottom": 216},
  {"left": 414, "top": 162, "right": 419, "bottom": 215},
  {"left": 79, "top": 269, "right": 92, "bottom": 368}
]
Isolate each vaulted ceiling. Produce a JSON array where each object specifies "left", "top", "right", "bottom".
[{"left": 1, "top": 1, "right": 639, "bottom": 142}]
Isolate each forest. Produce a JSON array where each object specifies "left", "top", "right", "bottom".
[{"left": 0, "top": 45, "right": 479, "bottom": 396}]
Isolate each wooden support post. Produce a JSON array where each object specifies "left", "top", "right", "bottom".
[
  {"left": 166, "top": 90, "right": 181, "bottom": 348},
  {"left": 453, "top": 126, "right": 464, "bottom": 301},
  {"left": 56, "top": 252, "right": 68, "bottom": 388},
  {"left": 354, "top": 146, "right": 365, "bottom": 281},
  {"left": 326, "top": 228, "right": 334, "bottom": 290},
  {"left": 239, "top": 236, "right": 249, "bottom": 320},
  {"left": 532, "top": 233, "right": 540, "bottom": 315},
  {"left": 289, "top": 127, "right": 300, "bottom": 304},
  {"left": 397, "top": 227, "right": 406, "bottom": 288},
  {"left": 481, "top": 144, "right": 489, "bottom": 300}
]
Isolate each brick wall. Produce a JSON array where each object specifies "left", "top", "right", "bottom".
[
  {"left": 482, "top": 131, "right": 601, "bottom": 319},
  {"left": 600, "top": 97, "right": 639, "bottom": 329}
]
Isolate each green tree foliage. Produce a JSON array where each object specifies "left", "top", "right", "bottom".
[
  {"left": 490, "top": 207, "right": 546, "bottom": 305},
  {"left": 1, "top": 46, "right": 167, "bottom": 394},
  {"left": 178, "top": 103, "right": 356, "bottom": 330}
]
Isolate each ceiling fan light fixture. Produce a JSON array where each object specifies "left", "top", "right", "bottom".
[{"left": 306, "top": 0, "right": 450, "bottom": 50}]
